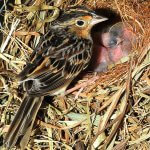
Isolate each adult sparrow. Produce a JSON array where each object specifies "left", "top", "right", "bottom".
[{"left": 5, "top": 6, "right": 107, "bottom": 149}]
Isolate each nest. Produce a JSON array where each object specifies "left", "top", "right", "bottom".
[{"left": 0, "top": 0, "right": 149, "bottom": 149}]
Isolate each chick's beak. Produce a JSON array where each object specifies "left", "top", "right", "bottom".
[{"left": 91, "top": 15, "right": 108, "bottom": 26}]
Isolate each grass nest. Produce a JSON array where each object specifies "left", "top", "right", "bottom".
[{"left": 0, "top": 0, "right": 149, "bottom": 149}]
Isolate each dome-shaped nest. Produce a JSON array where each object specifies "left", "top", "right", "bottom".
[{"left": 0, "top": 0, "right": 149, "bottom": 149}]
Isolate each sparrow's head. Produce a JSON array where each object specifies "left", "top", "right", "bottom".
[{"left": 53, "top": 6, "right": 108, "bottom": 39}]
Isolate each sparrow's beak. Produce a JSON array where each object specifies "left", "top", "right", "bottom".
[{"left": 91, "top": 14, "right": 108, "bottom": 26}]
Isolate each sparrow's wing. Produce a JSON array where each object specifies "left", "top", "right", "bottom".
[{"left": 18, "top": 30, "right": 92, "bottom": 96}]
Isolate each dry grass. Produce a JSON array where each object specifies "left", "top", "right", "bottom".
[{"left": 0, "top": 0, "right": 149, "bottom": 149}]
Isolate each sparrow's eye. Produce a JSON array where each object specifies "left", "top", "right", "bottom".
[{"left": 75, "top": 20, "right": 86, "bottom": 27}]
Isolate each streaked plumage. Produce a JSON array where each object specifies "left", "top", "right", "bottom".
[{"left": 5, "top": 6, "right": 107, "bottom": 149}]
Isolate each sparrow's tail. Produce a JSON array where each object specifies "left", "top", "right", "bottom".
[{"left": 5, "top": 95, "right": 43, "bottom": 149}]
